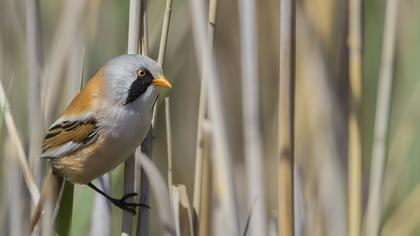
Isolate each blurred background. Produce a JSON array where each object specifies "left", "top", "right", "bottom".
[{"left": 1, "top": 0, "right": 419, "bottom": 235}]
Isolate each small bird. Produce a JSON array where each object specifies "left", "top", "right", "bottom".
[{"left": 31, "top": 54, "right": 172, "bottom": 231}]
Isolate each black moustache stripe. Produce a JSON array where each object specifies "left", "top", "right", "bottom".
[{"left": 125, "top": 71, "right": 154, "bottom": 105}]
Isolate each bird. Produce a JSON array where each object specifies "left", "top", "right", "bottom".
[{"left": 30, "top": 54, "right": 172, "bottom": 231}]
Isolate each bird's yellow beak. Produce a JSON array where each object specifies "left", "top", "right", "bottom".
[{"left": 152, "top": 75, "right": 172, "bottom": 88}]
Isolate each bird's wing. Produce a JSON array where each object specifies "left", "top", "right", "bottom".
[{"left": 41, "top": 115, "right": 101, "bottom": 159}]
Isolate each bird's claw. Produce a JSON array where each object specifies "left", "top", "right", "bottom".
[{"left": 110, "top": 192, "right": 150, "bottom": 215}]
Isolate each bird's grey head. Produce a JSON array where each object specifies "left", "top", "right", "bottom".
[{"left": 103, "top": 54, "right": 171, "bottom": 106}]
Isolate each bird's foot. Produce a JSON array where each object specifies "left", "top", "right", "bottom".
[{"left": 109, "top": 193, "right": 150, "bottom": 215}]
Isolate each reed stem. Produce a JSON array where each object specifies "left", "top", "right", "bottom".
[{"left": 278, "top": 0, "right": 296, "bottom": 235}]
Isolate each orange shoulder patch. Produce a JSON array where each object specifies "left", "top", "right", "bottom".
[{"left": 63, "top": 67, "right": 105, "bottom": 117}]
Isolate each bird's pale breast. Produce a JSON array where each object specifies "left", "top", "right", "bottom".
[{"left": 51, "top": 87, "right": 158, "bottom": 184}]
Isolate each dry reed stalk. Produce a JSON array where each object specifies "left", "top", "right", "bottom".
[
  {"left": 165, "top": 97, "right": 175, "bottom": 234},
  {"left": 89, "top": 175, "right": 112, "bottom": 236},
  {"left": 238, "top": 0, "right": 267, "bottom": 234},
  {"left": 171, "top": 187, "right": 181, "bottom": 235},
  {"left": 157, "top": 0, "right": 173, "bottom": 67},
  {"left": 140, "top": 0, "right": 149, "bottom": 56},
  {"left": 122, "top": 155, "right": 136, "bottom": 236},
  {"left": 4, "top": 140, "right": 27, "bottom": 236},
  {"left": 135, "top": 0, "right": 174, "bottom": 234},
  {"left": 192, "top": 0, "right": 218, "bottom": 219},
  {"left": 136, "top": 132, "right": 151, "bottom": 236},
  {"left": 171, "top": 185, "right": 194, "bottom": 236},
  {"left": 348, "top": 0, "right": 363, "bottom": 234},
  {"left": 278, "top": 0, "right": 296, "bottom": 235},
  {"left": 123, "top": 0, "right": 143, "bottom": 234},
  {"left": 136, "top": 152, "right": 176, "bottom": 236},
  {"left": 198, "top": 122, "right": 211, "bottom": 236},
  {"left": 0, "top": 81, "right": 40, "bottom": 203},
  {"left": 25, "top": 0, "right": 44, "bottom": 185},
  {"left": 363, "top": 0, "right": 399, "bottom": 235},
  {"left": 127, "top": 0, "right": 142, "bottom": 54},
  {"left": 165, "top": 98, "right": 173, "bottom": 188},
  {"left": 189, "top": 0, "right": 239, "bottom": 234}
]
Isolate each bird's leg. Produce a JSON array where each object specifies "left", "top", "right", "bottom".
[{"left": 87, "top": 182, "right": 150, "bottom": 215}]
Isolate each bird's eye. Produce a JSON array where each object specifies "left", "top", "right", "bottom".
[{"left": 138, "top": 69, "right": 146, "bottom": 77}]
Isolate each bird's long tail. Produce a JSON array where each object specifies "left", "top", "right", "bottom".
[{"left": 30, "top": 170, "right": 64, "bottom": 233}]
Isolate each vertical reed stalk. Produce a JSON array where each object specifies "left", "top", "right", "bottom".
[
  {"left": 136, "top": 152, "right": 176, "bottom": 236},
  {"left": 165, "top": 98, "right": 173, "bottom": 188},
  {"left": 348, "top": 0, "right": 363, "bottom": 235},
  {"left": 192, "top": 0, "right": 218, "bottom": 221},
  {"left": 127, "top": 0, "right": 141, "bottom": 54},
  {"left": 135, "top": 0, "right": 174, "bottom": 234},
  {"left": 198, "top": 122, "right": 211, "bottom": 236},
  {"left": 124, "top": 0, "right": 143, "bottom": 235},
  {"left": 122, "top": 156, "right": 135, "bottom": 236},
  {"left": 278, "top": 0, "right": 296, "bottom": 235},
  {"left": 0, "top": 81, "right": 40, "bottom": 203},
  {"left": 238, "top": 0, "right": 267, "bottom": 234},
  {"left": 165, "top": 97, "right": 174, "bottom": 234},
  {"left": 140, "top": 0, "right": 149, "bottom": 56},
  {"left": 189, "top": 0, "right": 239, "bottom": 234},
  {"left": 90, "top": 176, "right": 112, "bottom": 236},
  {"left": 158, "top": 0, "right": 173, "bottom": 67},
  {"left": 364, "top": 0, "right": 399, "bottom": 235},
  {"left": 25, "top": 0, "right": 44, "bottom": 186},
  {"left": 4, "top": 145, "right": 27, "bottom": 236}
]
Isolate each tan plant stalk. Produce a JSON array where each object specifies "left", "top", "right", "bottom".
[
  {"left": 165, "top": 98, "right": 175, "bottom": 230},
  {"left": 122, "top": 156, "right": 136, "bottom": 236},
  {"left": 123, "top": 0, "right": 143, "bottom": 235},
  {"left": 278, "top": 0, "right": 296, "bottom": 235},
  {"left": 198, "top": 122, "right": 212, "bottom": 236},
  {"left": 4, "top": 141, "right": 27, "bottom": 235},
  {"left": 192, "top": 0, "right": 218, "bottom": 219},
  {"left": 165, "top": 98, "right": 173, "bottom": 188},
  {"left": 140, "top": 0, "right": 149, "bottom": 56},
  {"left": 136, "top": 151, "right": 176, "bottom": 236},
  {"left": 25, "top": 0, "right": 44, "bottom": 185},
  {"left": 348, "top": 0, "right": 363, "bottom": 234},
  {"left": 0, "top": 81, "right": 40, "bottom": 203},
  {"left": 135, "top": 0, "right": 174, "bottom": 235},
  {"left": 238, "top": 0, "right": 267, "bottom": 234},
  {"left": 189, "top": 0, "right": 239, "bottom": 234},
  {"left": 364, "top": 0, "right": 399, "bottom": 235},
  {"left": 158, "top": 0, "right": 173, "bottom": 67},
  {"left": 171, "top": 185, "right": 194, "bottom": 236}
]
